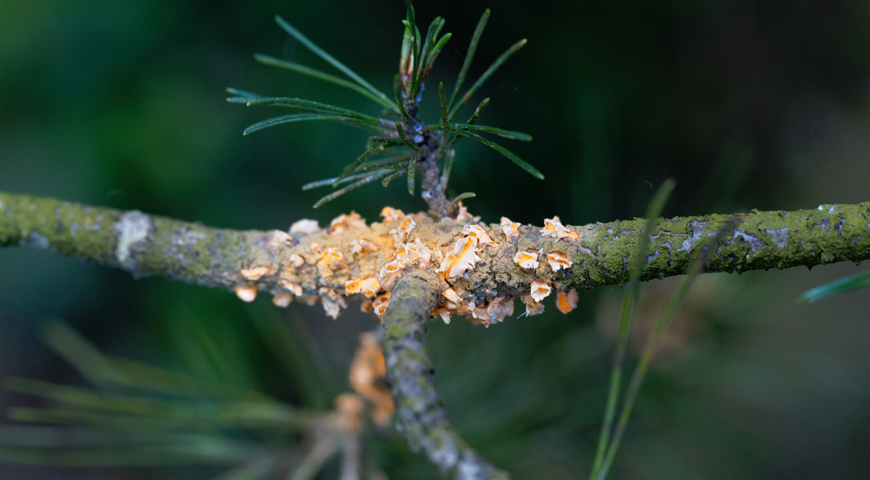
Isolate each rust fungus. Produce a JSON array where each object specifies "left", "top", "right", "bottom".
[
  {"left": 520, "top": 294, "right": 544, "bottom": 316},
  {"left": 240, "top": 265, "right": 272, "bottom": 281},
  {"left": 279, "top": 278, "right": 303, "bottom": 296},
  {"left": 556, "top": 289, "right": 579, "bottom": 314},
  {"left": 350, "top": 238, "right": 379, "bottom": 255},
  {"left": 234, "top": 285, "right": 257, "bottom": 303},
  {"left": 289, "top": 218, "right": 320, "bottom": 235},
  {"left": 289, "top": 253, "right": 305, "bottom": 268},
  {"left": 272, "top": 293, "right": 293, "bottom": 308},
  {"left": 500, "top": 217, "right": 520, "bottom": 241},
  {"left": 380, "top": 206, "right": 405, "bottom": 221},
  {"left": 513, "top": 249, "right": 540, "bottom": 270},
  {"left": 541, "top": 216, "right": 579, "bottom": 241},
  {"left": 372, "top": 292, "right": 391, "bottom": 319},
  {"left": 345, "top": 277, "right": 381, "bottom": 298},
  {"left": 530, "top": 279, "right": 552, "bottom": 302},
  {"left": 462, "top": 225, "right": 497, "bottom": 248},
  {"left": 436, "top": 236, "right": 481, "bottom": 279},
  {"left": 330, "top": 211, "right": 367, "bottom": 235},
  {"left": 546, "top": 251, "right": 572, "bottom": 271},
  {"left": 268, "top": 230, "right": 293, "bottom": 247}
]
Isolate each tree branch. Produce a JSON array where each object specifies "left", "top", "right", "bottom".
[
  {"left": 382, "top": 267, "right": 510, "bottom": 480},
  {"left": 2, "top": 191, "right": 868, "bottom": 303}
]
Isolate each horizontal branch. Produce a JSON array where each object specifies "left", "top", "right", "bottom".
[{"left": 2, "top": 191, "right": 869, "bottom": 307}]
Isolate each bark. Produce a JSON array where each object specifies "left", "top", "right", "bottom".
[{"left": 382, "top": 268, "right": 510, "bottom": 479}]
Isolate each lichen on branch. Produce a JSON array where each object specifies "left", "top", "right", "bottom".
[{"left": 2, "top": 191, "right": 869, "bottom": 324}]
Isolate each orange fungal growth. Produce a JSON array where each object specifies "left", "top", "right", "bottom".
[
  {"left": 513, "top": 250, "right": 540, "bottom": 270},
  {"left": 321, "top": 248, "right": 344, "bottom": 266},
  {"left": 500, "top": 217, "right": 520, "bottom": 240},
  {"left": 360, "top": 298, "right": 374, "bottom": 313},
  {"left": 380, "top": 206, "right": 405, "bottom": 221},
  {"left": 454, "top": 203, "right": 480, "bottom": 222},
  {"left": 289, "top": 219, "right": 320, "bottom": 235},
  {"left": 345, "top": 277, "right": 381, "bottom": 298},
  {"left": 378, "top": 261, "right": 403, "bottom": 291},
  {"left": 350, "top": 238, "right": 379, "bottom": 255},
  {"left": 279, "top": 279, "right": 303, "bottom": 296},
  {"left": 268, "top": 230, "right": 293, "bottom": 246},
  {"left": 319, "top": 288, "right": 347, "bottom": 320},
  {"left": 546, "top": 251, "right": 572, "bottom": 271},
  {"left": 330, "top": 211, "right": 367, "bottom": 235},
  {"left": 530, "top": 279, "right": 552, "bottom": 302},
  {"left": 390, "top": 215, "right": 416, "bottom": 244},
  {"left": 443, "top": 288, "right": 461, "bottom": 303},
  {"left": 348, "top": 332, "right": 394, "bottom": 428},
  {"left": 234, "top": 285, "right": 257, "bottom": 303},
  {"left": 541, "top": 216, "right": 579, "bottom": 241},
  {"left": 289, "top": 254, "right": 305, "bottom": 268},
  {"left": 556, "top": 289, "right": 579, "bottom": 314},
  {"left": 436, "top": 236, "right": 481, "bottom": 279},
  {"left": 521, "top": 294, "right": 545, "bottom": 316},
  {"left": 240, "top": 265, "right": 271, "bottom": 281},
  {"left": 462, "top": 225, "right": 497, "bottom": 248},
  {"left": 482, "top": 296, "right": 515, "bottom": 325},
  {"left": 272, "top": 293, "right": 293, "bottom": 308},
  {"left": 432, "top": 306, "right": 452, "bottom": 324},
  {"left": 372, "top": 292, "right": 391, "bottom": 318}
]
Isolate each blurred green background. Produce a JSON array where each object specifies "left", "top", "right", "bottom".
[{"left": 2, "top": 0, "right": 870, "bottom": 478}]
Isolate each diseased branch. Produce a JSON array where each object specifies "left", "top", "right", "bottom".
[
  {"left": 382, "top": 268, "right": 509, "bottom": 479},
  {"left": 2, "top": 191, "right": 868, "bottom": 304}
]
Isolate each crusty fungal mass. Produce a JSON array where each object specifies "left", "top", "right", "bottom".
[{"left": 233, "top": 206, "right": 584, "bottom": 324}]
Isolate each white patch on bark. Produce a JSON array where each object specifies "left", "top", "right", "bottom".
[{"left": 115, "top": 211, "right": 152, "bottom": 270}]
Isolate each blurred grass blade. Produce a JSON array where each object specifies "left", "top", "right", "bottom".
[
  {"left": 40, "top": 320, "right": 128, "bottom": 390},
  {"left": 454, "top": 130, "right": 543, "bottom": 179},
  {"left": 590, "top": 179, "right": 675, "bottom": 480},
  {"left": 313, "top": 170, "right": 391, "bottom": 208},
  {"left": 798, "top": 270, "right": 870, "bottom": 303},
  {"left": 246, "top": 97, "right": 379, "bottom": 123},
  {"left": 290, "top": 440, "right": 336, "bottom": 480},
  {"left": 247, "top": 307, "right": 340, "bottom": 409},
  {"left": 597, "top": 214, "right": 737, "bottom": 480},
  {"left": 445, "top": 123, "right": 532, "bottom": 141},
  {"left": 243, "top": 114, "right": 359, "bottom": 136},
  {"left": 448, "top": 38, "right": 526, "bottom": 120},
  {"left": 254, "top": 54, "right": 398, "bottom": 113},
  {"left": 41, "top": 319, "right": 266, "bottom": 400},
  {"left": 448, "top": 9, "right": 490, "bottom": 110},
  {"left": 274, "top": 16, "right": 389, "bottom": 103}
]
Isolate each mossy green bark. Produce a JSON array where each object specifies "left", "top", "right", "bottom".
[
  {"left": 382, "top": 268, "right": 510, "bottom": 480},
  {"left": 0, "top": 192, "right": 261, "bottom": 290}
]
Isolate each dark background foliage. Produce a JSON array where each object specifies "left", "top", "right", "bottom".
[{"left": 2, "top": 0, "right": 870, "bottom": 478}]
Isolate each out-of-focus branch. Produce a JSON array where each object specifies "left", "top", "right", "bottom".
[{"left": 382, "top": 268, "right": 509, "bottom": 480}]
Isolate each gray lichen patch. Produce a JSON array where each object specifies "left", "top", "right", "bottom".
[{"left": 114, "top": 211, "right": 153, "bottom": 271}]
